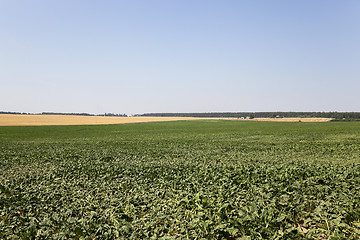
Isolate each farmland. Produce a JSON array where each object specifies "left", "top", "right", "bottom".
[
  {"left": 0, "top": 114, "right": 199, "bottom": 126},
  {"left": 1, "top": 120, "right": 360, "bottom": 239},
  {"left": 0, "top": 114, "right": 331, "bottom": 127}
]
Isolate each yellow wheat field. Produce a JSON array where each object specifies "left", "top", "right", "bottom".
[
  {"left": 0, "top": 114, "right": 200, "bottom": 126},
  {"left": 0, "top": 114, "right": 332, "bottom": 126}
]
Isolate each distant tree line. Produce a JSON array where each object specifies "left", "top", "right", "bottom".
[
  {"left": 136, "top": 112, "right": 360, "bottom": 119},
  {"left": 42, "top": 112, "right": 94, "bottom": 116},
  {"left": 0, "top": 111, "right": 127, "bottom": 117},
  {"left": 101, "top": 113, "right": 127, "bottom": 117},
  {"left": 42, "top": 112, "right": 128, "bottom": 117},
  {"left": 3, "top": 111, "right": 360, "bottom": 119},
  {"left": 42, "top": 112, "right": 127, "bottom": 117},
  {"left": 0, "top": 111, "right": 32, "bottom": 115}
]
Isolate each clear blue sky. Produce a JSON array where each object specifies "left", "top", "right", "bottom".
[{"left": 1, "top": 1, "right": 359, "bottom": 114}]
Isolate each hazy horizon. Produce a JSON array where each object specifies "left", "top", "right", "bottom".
[{"left": 1, "top": 1, "right": 359, "bottom": 114}]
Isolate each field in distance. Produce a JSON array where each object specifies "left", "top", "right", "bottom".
[
  {"left": 0, "top": 114, "right": 331, "bottom": 126},
  {"left": 236, "top": 117, "right": 332, "bottom": 122},
  {"left": 0, "top": 114, "right": 200, "bottom": 126}
]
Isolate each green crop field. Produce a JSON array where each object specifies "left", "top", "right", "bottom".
[{"left": 1, "top": 120, "right": 360, "bottom": 239}]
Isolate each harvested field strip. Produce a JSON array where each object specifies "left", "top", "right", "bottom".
[
  {"left": 0, "top": 114, "right": 199, "bottom": 126},
  {"left": 0, "top": 114, "right": 332, "bottom": 126}
]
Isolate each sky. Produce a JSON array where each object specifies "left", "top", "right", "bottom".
[{"left": 1, "top": 1, "right": 359, "bottom": 114}]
